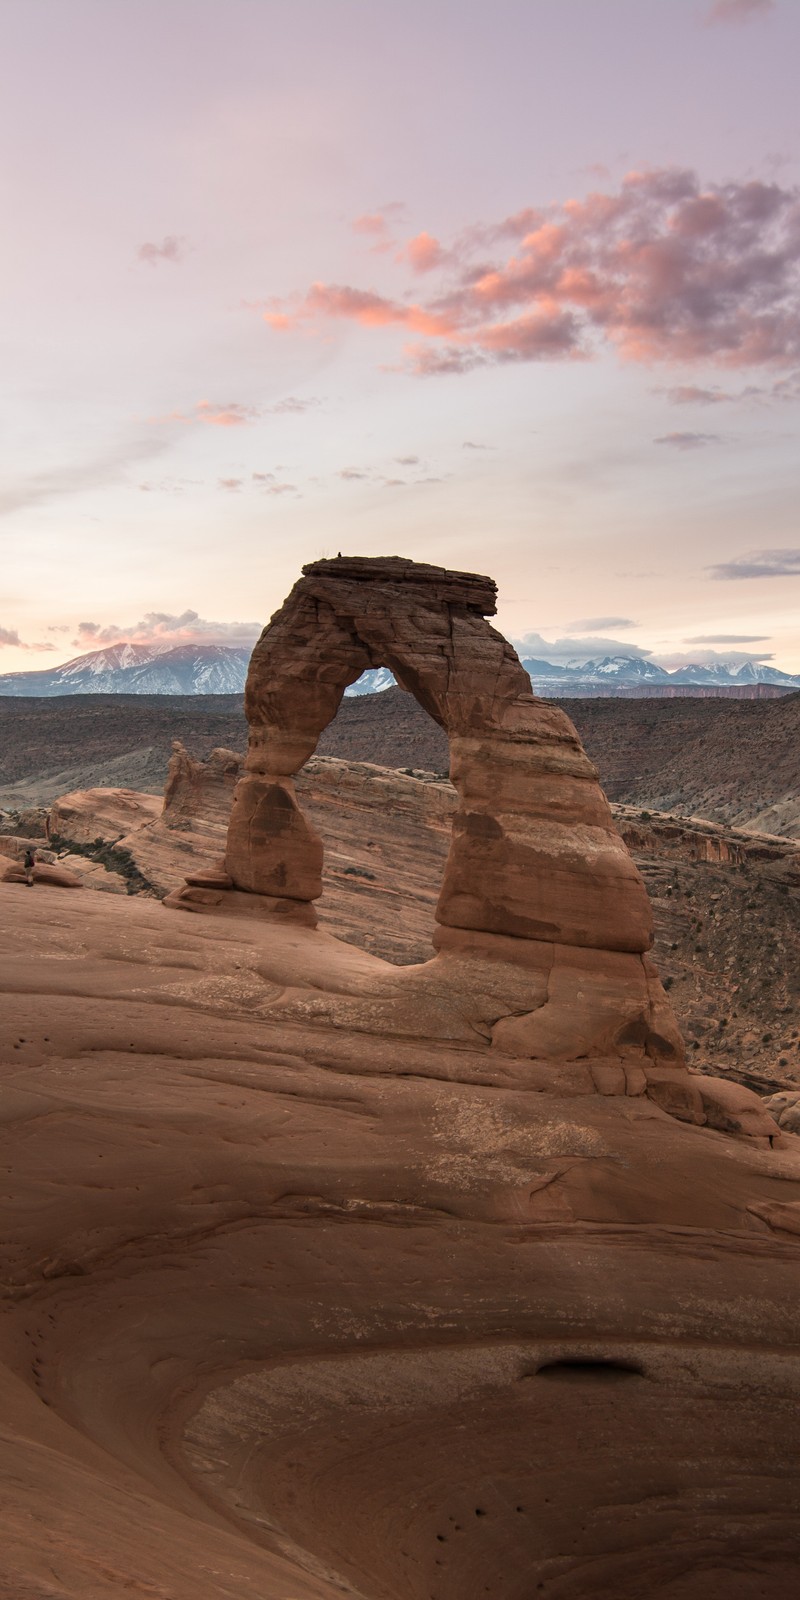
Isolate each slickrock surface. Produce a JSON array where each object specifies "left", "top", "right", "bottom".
[
  {"left": 28, "top": 748, "right": 800, "bottom": 1087},
  {"left": 1, "top": 886, "right": 800, "bottom": 1598},
  {"left": 49, "top": 785, "right": 162, "bottom": 845}
]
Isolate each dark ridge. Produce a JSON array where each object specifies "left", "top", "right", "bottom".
[{"left": 1, "top": 688, "right": 798, "bottom": 839}]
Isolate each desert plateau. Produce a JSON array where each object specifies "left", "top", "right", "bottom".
[{"left": 2, "top": 557, "right": 800, "bottom": 1600}]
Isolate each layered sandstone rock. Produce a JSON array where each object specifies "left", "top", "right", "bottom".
[
  {"left": 162, "top": 741, "right": 241, "bottom": 827},
  {"left": 49, "top": 786, "right": 162, "bottom": 846},
  {"left": 164, "top": 558, "right": 693, "bottom": 1097},
  {"left": 220, "top": 557, "right": 653, "bottom": 952},
  {"left": 0, "top": 856, "right": 84, "bottom": 888}
]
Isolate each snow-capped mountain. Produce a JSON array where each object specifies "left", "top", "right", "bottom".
[
  {"left": 1, "top": 643, "right": 798, "bottom": 698},
  {"left": 566, "top": 656, "right": 672, "bottom": 684},
  {"left": 343, "top": 667, "right": 397, "bottom": 696},
  {"left": 722, "top": 660, "right": 800, "bottom": 687},
  {"left": 0, "top": 643, "right": 252, "bottom": 696}
]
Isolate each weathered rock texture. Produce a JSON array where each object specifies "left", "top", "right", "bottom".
[
  {"left": 50, "top": 786, "right": 162, "bottom": 846},
  {"left": 1, "top": 885, "right": 799, "bottom": 1600},
  {"left": 164, "top": 559, "right": 696, "bottom": 1104},
  {"left": 162, "top": 740, "right": 242, "bottom": 827}
]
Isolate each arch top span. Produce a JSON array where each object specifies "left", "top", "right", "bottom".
[
  {"left": 179, "top": 555, "right": 656, "bottom": 962},
  {"left": 243, "top": 555, "right": 536, "bottom": 773},
  {"left": 303, "top": 554, "right": 499, "bottom": 613}
]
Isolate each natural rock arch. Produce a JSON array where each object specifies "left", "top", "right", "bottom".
[
  {"left": 163, "top": 555, "right": 783, "bottom": 1134},
  {"left": 165, "top": 557, "right": 693, "bottom": 1076},
  {"left": 228, "top": 556, "right": 653, "bottom": 951}
]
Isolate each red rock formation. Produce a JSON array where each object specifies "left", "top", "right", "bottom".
[
  {"left": 49, "top": 786, "right": 162, "bottom": 846},
  {"left": 161, "top": 741, "right": 241, "bottom": 827},
  {"left": 162, "top": 558, "right": 778, "bottom": 1135},
  {"left": 222, "top": 558, "right": 651, "bottom": 949},
  {"left": 0, "top": 856, "right": 83, "bottom": 888}
]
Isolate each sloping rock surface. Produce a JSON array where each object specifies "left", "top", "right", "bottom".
[
  {"left": 38, "top": 749, "right": 800, "bottom": 1089},
  {"left": 1, "top": 885, "right": 799, "bottom": 1599}
]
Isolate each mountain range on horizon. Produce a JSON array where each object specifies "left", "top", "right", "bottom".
[{"left": 0, "top": 639, "right": 799, "bottom": 699}]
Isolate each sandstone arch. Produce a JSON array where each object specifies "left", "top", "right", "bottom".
[
  {"left": 229, "top": 556, "right": 653, "bottom": 950},
  {"left": 163, "top": 557, "right": 708, "bottom": 1092}
]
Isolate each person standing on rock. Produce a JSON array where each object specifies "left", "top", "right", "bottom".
[{"left": 24, "top": 847, "right": 36, "bottom": 886}]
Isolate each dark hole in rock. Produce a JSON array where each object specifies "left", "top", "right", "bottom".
[{"left": 532, "top": 1358, "right": 644, "bottom": 1381}]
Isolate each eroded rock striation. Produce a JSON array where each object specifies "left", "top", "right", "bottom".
[{"left": 0, "top": 886, "right": 799, "bottom": 1600}]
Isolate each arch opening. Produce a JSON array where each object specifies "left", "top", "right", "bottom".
[
  {"left": 532, "top": 1359, "right": 645, "bottom": 1382},
  {"left": 298, "top": 681, "right": 453, "bottom": 966}
]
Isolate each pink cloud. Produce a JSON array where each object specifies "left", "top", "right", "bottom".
[
  {"left": 138, "top": 235, "right": 187, "bottom": 266},
  {"left": 267, "top": 282, "right": 454, "bottom": 337},
  {"left": 352, "top": 212, "right": 390, "bottom": 237},
  {"left": 263, "top": 167, "right": 800, "bottom": 376},
  {"left": 154, "top": 399, "right": 260, "bottom": 428},
  {"left": 476, "top": 307, "right": 584, "bottom": 361},
  {"left": 404, "top": 232, "right": 448, "bottom": 272},
  {"left": 705, "top": 0, "right": 774, "bottom": 23},
  {"left": 350, "top": 206, "right": 407, "bottom": 254},
  {"left": 196, "top": 400, "right": 258, "bottom": 427}
]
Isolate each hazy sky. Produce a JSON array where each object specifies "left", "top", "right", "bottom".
[{"left": 3, "top": 0, "right": 800, "bottom": 673}]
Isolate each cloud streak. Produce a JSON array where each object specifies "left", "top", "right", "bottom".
[
  {"left": 661, "top": 371, "right": 800, "bottom": 405},
  {"left": 662, "top": 385, "right": 731, "bottom": 405},
  {"left": 654, "top": 431, "right": 723, "bottom": 449},
  {"left": 565, "top": 616, "right": 637, "bottom": 631},
  {"left": 264, "top": 167, "right": 800, "bottom": 376},
  {"left": 685, "top": 633, "right": 770, "bottom": 643},
  {"left": 708, "top": 547, "right": 800, "bottom": 578},
  {"left": 155, "top": 396, "right": 321, "bottom": 428},
  {"left": 0, "top": 437, "right": 171, "bottom": 517}
]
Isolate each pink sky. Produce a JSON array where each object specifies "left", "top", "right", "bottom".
[{"left": 2, "top": 0, "right": 800, "bottom": 673}]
